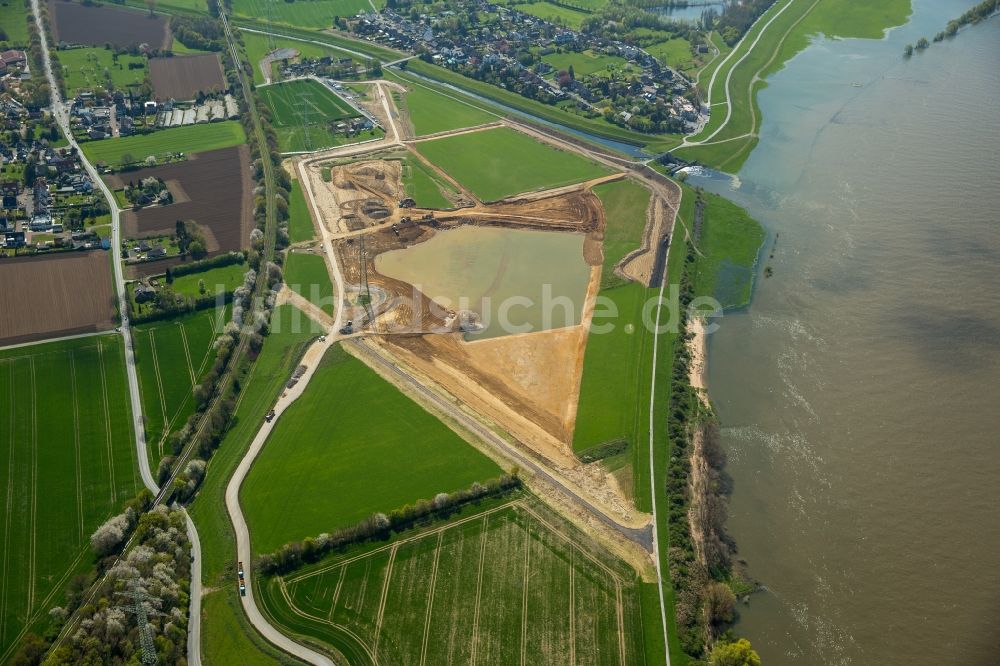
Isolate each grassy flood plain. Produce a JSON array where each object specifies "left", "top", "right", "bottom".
[
  {"left": 190, "top": 304, "right": 318, "bottom": 665},
  {"left": 257, "top": 494, "right": 653, "bottom": 666},
  {"left": 414, "top": 126, "right": 611, "bottom": 202},
  {"left": 0, "top": 336, "right": 139, "bottom": 661},
  {"left": 389, "top": 72, "right": 498, "bottom": 137},
  {"left": 287, "top": 180, "right": 315, "bottom": 243},
  {"left": 283, "top": 251, "right": 334, "bottom": 315},
  {"left": 679, "top": 0, "right": 912, "bottom": 171}
]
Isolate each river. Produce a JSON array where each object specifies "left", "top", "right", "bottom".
[{"left": 685, "top": 1, "right": 1000, "bottom": 663}]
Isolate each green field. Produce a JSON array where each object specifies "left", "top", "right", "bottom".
[
  {"left": 189, "top": 304, "right": 317, "bottom": 665},
  {"left": 0, "top": 335, "right": 139, "bottom": 661},
  {"left": 287, "top": 180, "right": 315, "bottom": 243},
  {"left": 81, "top": 121, "right": 246, "bottom": 166},
  {"left": 231, "top": 0, "right": 380, "bottom": 29},
  {"left": 415, "top": 127, "right": 611, "bottom": 202},
  {"left": 59, "top": 47, "right": 147, "bottom": 95},
  {"left": 283, "top": 251, "right": 334, "bottom": 315},
  {"left": 259, "top": 79, "right": 368, "bottom": 153},
  {"left": 242, "top": 343, "right": 502, "bottom": 553},
  {"left": 399, "top": 155, "right": 458, "bottom": 209},
  {"left": 542, "top": 49, "right": 627, "bottom": 77},
  {"left": 678, "top": 0, "right": 912, "bottom": 171},
  {"left": 516, "top": 1, "right": 591, "bottom": 29},
  {"left": 645, "top": 37, "right": 695, "bottom": 72},
  {"left": 257, "top": 495, "right": 651, "bottom": 666},
  {"left": 692, "top": 188, "right": 765, "bottom": 309},
  {"left": 391, "top": 73, "right": 497, "bottom": 136},
  {"left": 593, "top": 178, "right": 651, "bottom": 286},
  {"left": 0, "top": 0, "right": 29, "bottom": 47},
  {"left": 132, "top": 308, "right": 225, "bottom": 469},
  {"left": 171, "top": 263, "right": 248, "bottom": 298}
]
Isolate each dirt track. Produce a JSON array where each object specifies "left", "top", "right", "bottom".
[{"left": 0, "top": 251, "right": 116, "bottom": 345}]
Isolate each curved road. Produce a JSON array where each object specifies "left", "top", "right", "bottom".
[{"left": 28, "top": 1, "right": 203, "bottom": 661}]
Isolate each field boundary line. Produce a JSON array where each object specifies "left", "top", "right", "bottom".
[
  {"left": 178, "top": 322, "right": 197, "bottom": 386},
  {"left": 276, "top": 578, "right": 377, "bottom": 663},
  {"left": 27, "top": 357, "right": 37, "bottom": 613},
  {"left": 418, "top": 531, "right": 443, "bottom": 666},
  {"left": 285, "top": 500, "right": 520, "bottom": 583},
  {"left": 516, "top": 504, "right": 624, "bottom": 584},
  {"left": 327, "top": 564, "right": 346, "bottom": 622},
  {"left": 1, "top": 361, "right": 15, "bottom": 647},
  {"left": 371, "top": 543, "right": 398, "bottom": 661},
  {"left": 70, "top": 355, "right": 84, "bottom": 542},
  {"left": 97, "top": 344, "right": 117, "bottom": 504},
  {"left": 519, "top": 528, "right": 530, "bottom": 666},
  {"left": 615, "top": 580, "right": 626, "bottom": 665},
  {"left": 469, "top": 514, "right": 490, "bottom": 666}
]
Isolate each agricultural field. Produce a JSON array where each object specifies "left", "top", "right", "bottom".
[
  {"left": 391, "top": 74, "right": 497, "bottom": 137},
  {"left": 399, "top": 155, "right": 458, "bottom": 209},
  {"left": 80, "top": 121, "right": 246, "bottom": 166},
  {"left": 230, "top": 0, "right": 381, "bottom": 29},
  {"left": 0, "top": 335, "right": 139, "bottom": 661},
  {"left": 170, "top": 262, "right": 249, "bottom": 298},
  {"left": 283, "top": 251, "right": 334, "bottom": 315},
  {"left": 48, "top": 0, "right": 170, "bottom": 50},
  {"left": 259, "top": 79, "right": 366, "bottom": 153},
  {"left": 241, "top": 343, "right": 502, "bottom": 553},
  {"left": 414, "top": 127, "right": 611, "bottom": 202},
  {"left": 691, "top": 187, "right": 765, "bottom": 310},
  {"left": 542, "top": 49, "right": 627, "bottom": 77},
  {"left": 132, "top": 308, "right": 226, "bottom": 467},
  {"left": 105, "top": 146, "right": 254, "bottom": 262},
  {"left": 0, "top": 251, "right": 117, "bottom": 346},
  {"left": 0, "top": 0, "right": 28, "bottom": 47},
  {"left": 257, "top": 496, "right": 651, "bottom": 666},
  {"left": 58, "top": 47, "right": 147, "bottom": 96},
  {"left": 149, "top": 54, "right": 225, "bottom": 101},
  {"left": 287, "top": 180, "right": 315, "bottom": 243}
]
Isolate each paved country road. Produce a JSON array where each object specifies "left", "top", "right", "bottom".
[{"left": 28, "top": 1, "right": 204, "bottom": 661}]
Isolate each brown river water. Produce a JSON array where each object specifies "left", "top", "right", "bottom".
[{"left": 686, "top": 1, "right": 1000, "bottom": 663}]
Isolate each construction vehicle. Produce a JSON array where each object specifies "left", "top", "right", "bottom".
[{"left": 339, "top": 319, "right": 354, "bottom": 335}]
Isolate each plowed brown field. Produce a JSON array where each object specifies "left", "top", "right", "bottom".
[
  {"left": 107, "top": 146, "right": 253, "bottom": 273},
  {"left": 48, "top": 0, "right": 170, "bottom": 49},
  {"left": 149, "top": 54, "right": 225, "bottom": 101},
  {"left": 0, "top": 251, "right": 116, "bottom": 345}
]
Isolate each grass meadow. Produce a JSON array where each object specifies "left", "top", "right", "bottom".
[
  {"left": 80, "top": 121, "right": 246, "bottom": 166},
  {"left": 171, "top": 263, "right": 248, "bottom": 298},
  {"left": 132, "top": 308, "right": 226, "bottom": 470},
  {"left": 287, "top": 180, "right": 315, "bottom": 243},
  {"left": 283, "top": 251, "right": 334, "bottom": 315},
  {"left": 59, "top": 47, "right": 147, "bottom": 95},
  {"left": 257, "top": 495, "right": 651, "bottom": 666},
  {"left": 391, "top": 74, "right": 497, "bottom": 136},
  {"left": 414, "top": 127, "right": 611, "bottom": 202},
  {"left": 0, "top": 335, "right": 139, "bottom": 661},
  {"left": 190, "top": 304, "right": 318, "bottom": 664},
  {"left": 515, "top": 2, "right": 590, "bottom": 30},
  {"left": 399, "top": 155, "right": 458, "bottom": 209},
  {"left": 0, "top": 0, "right": 28, "bottom": 48},
  {"left": 241, "top": 343, "right": 501, "bottom": 553},
  {"left": 692, "top": 187, "right": 765, "bottom": 309},
  {"left": 542, "top": 49, "right": 627, "bottom": 77}
]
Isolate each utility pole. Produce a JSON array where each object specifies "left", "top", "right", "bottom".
[{"left": 117, "top": 580, "right": 160, "bottom": 666}]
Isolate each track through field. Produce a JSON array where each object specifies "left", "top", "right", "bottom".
[
  {"left": 0, "top": 362, "right": 15, "bottom": 646},
  {"left": 27, "top": 358, "right": 37, "bottom": 614},
  {"left": 418, "top": 532, "right": 443, "bottom": 666},
  {"left": 147, "top": 331, "right": 169, "bottom": 459},
  {"left": 371, "top": 544, "right": 398, "bottom": 660},
  {"left": 178, "top": 323, "right": 197, "bottom": 386},
  {"left": 97, "top": 344, "right": 118, "bottom": 504},
  {"left": 70, "top": 356, "right": 84, "bottom": 541}
]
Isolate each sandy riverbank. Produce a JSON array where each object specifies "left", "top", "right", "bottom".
[{"left": 689, "top": 316, "right": 709, "bottom": 396}]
